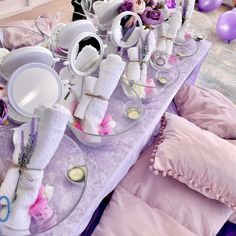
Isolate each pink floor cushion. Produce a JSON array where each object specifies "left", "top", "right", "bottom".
[
  {"left": 151, "top": 113, "right": 236, "bottom": 211},
  {"left": 92, "top": 186, "right": 197, "bottom": 236},
  {"left": 120, "top": 143, "right": 233, "bottom": 236},
  {"left": 174, "top": 85, "right": 236, "bottom": 139},
  {"left": 227, "top": 139, "right": 236, "bottom": 224}
]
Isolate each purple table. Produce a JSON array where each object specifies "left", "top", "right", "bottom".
[
  {"left": 0, "top": 40, "right": 211, "bottom": 235},
  {"left": 49, "top": 40, "right": 211, "bottom": 236}
]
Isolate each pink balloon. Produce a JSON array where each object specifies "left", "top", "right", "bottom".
[
  {"left": 198, "top": 0, "right": 223, "bottom": 12},
  {"left": 216, "top": 11, "right": 236, "bottom": 42}
]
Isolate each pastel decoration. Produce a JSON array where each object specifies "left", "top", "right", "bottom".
[
  {"left": 29, "top": 199, "right": 53, "bottom": 224},
  {"left": 75, "top": 121, "right": 84, "bottom": 131},
  {"left": 168, "top": 55, "right": 178, "bottom": 65},
  {"left": 198, "top": 0, "right": 223, "bottom": 12},
  {"left": 216, "top": 11, "right": 236, "bottom": 42},
  {"left": 145, "top": 78, "right": 156, "bottom": 94}
]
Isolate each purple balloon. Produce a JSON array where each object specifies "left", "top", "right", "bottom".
[
  {"left": 216, "top": 11, "right": 236, "bottom": 42},
  {"left": 198, "top": 0, "right": 223, "bottom": 12}
]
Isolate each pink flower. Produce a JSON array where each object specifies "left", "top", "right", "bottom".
[{"left": 132, "top": 0, "right": 146, "bottom": 14}]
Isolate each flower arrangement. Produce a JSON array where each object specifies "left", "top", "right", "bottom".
[
  {"left": 0, "top": 99, "right": 8, "bottom": 125},
  {"left": 118, "top": 0, "right": 170, "bottom": 27}
]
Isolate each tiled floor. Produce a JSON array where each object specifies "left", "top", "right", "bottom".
[{"left": 1, "top": 1, "right": 235, "bottom": 102}]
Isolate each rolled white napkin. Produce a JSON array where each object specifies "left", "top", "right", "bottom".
[
  {"left": 3, "top": 104, "right": 70, "bottom": 231},
  {"left": 141, "top": 29, "right": 156, "bottom": 62},
  {"left": 156, "top": 23, "right": 168, "bottom": 52},
  {"left": 126, "top": 47, "right": 140, "bottom": 82},
  {"left": 74, "top": 76, "right": 97, "bottom": 120},
  {"left": 139, "top": 29, "right": 156, "bottom": 83},
  {"left": 74, "top": 45, "right": 99, "bottom": 72},
  {"left": 177, "top": 0, "right": 195, "bottom": 41},
  {"left": 182, "top": 0, "right": 195, "bottom": 25},
  {"left": 83, "top": 54, "right": 125, "bottom": 134},
  {"left": 92, "top": 54, "right": 126, "bottom": 100},
  {"left": 166, "top": 11, "right": 182, "bottom": 54},
  {"left": 0, "top": 125, "right": 29, "bottom": 203}
]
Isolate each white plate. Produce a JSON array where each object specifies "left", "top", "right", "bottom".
[
  {"left": 0, "top": 46, "right": 55, "bottom": 80},
  {"left": 98, "top": 0, "right": 123, "bottom": 26},
  {"left": 7, "top": 63, "right": 63, "bottom": 118},
  {"left": 7, "top": 104, "right": 30, "bottom": 124},
  {"left": 57, "top": 20, "right": 96, "bottom": 50}
]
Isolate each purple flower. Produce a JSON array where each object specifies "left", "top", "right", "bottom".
[
  {"left": 0, "top": 99, "right": 8, "bottom": 125},
  {"left": 118, "top": 0, "right": 133, "bottom": 13},
  {"left": 166, "top": 0, "right": 177, "bottom": 9},
  {"left": 141, "top": 7, "right": 163, "bottom": 26}
]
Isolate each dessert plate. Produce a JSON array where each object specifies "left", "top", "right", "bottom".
[
  {"left": 7, "top": 63, "right": 63, "bottom": 119},
  {"left": 0, "top": 46, "right": 55, "bottom": 80},
  {"left": 98, "top": 0, "right": 123, "bottom": 26},
  {"left": 0, "top": 133, "right": 87, "bottom": 235},
  {"left": 57, "top": 20, "right": 96, "bottom": 51}
]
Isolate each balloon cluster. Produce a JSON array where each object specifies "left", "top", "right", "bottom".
[
  {"left": 216, "top": 8, "right": 236, "bottom": 42},
  {"left": 198, "top": 0, "right": 236, "bottom": 43},
  {"left": 198, "top": 0, "right": 223, "bottom": 12}
]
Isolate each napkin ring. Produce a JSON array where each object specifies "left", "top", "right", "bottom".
[
  {"left": 155, "top": 57, "right": 165, "bottom": 66},
  {"left": 130, "top": 60, "right": 148, "bottom": 64},
  {"left": 0, "top": 196, "right": 11, "bottom": 222},
  {"left": 160, "top": 36, "right": 175, "bottom": 41},
  {"left": 85, "top": 91, "right": 108, "bottom": 101},
  {"left": 11, "top": 163, "right": 43, "bottom": 182}
]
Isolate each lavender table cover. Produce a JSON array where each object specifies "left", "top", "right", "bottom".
[
  {"left": 50, "top": 40, "right": 211, "bottom": 236},
  {"left": 0, "top": 40, "right": 211, "bottom": 235}
]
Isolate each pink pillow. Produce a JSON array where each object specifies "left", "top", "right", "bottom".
[
  {"left": 120, "top": 143, "right": 232, "bottom": 236},
  {"left": 93, "top": 186, "right": 197, "bottom": 236},
  {"left": 174, "top": 85, "right": 236, "bottom": 139},
  {"left": 227, "top": 139, "right": 236, "bottom": 224},
  {"left": 151, "top": 113, "right": 236, "bottom": 211}
]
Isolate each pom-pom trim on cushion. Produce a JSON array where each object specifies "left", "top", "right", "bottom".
[{"left": 149, "top": 114, "right": 236, "bottom": 211}]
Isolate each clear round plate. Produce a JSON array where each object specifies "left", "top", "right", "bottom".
[
  {"left": 173, "top": 38, "right": 199, "bottom": 59},
  {"left": 0, "top": 131, "right": 88, "bottom": 235},
  {"left": 122, "top": 61, "right": 180, "bottom": 103},
  {"left": 69, "top": 82, "right": 144, "bottom": 147}
]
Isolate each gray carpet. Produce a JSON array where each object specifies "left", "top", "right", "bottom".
[{"left": 192, "top": 6, "right": 236, "bottom": 103}]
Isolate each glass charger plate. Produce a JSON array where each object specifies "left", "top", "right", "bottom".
[
  {"left": 173, "top": 38, "right": 199, "bottom": 59},
  {"left": 122, "top": 60, "right": 180, "bottom": 103},
  {"left": 0, "top": 129, "right": 87, "bottom": 235}
]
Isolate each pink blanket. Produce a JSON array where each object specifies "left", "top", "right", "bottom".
[
  {"left": 93, "top": 186, "right": 197, "bottom": 236},
  {"left": 93, "top": 139, "right": 232, "bottom": 236},
  {"left": 1, "top": 15, "right": 58, "bottom": 49}
]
